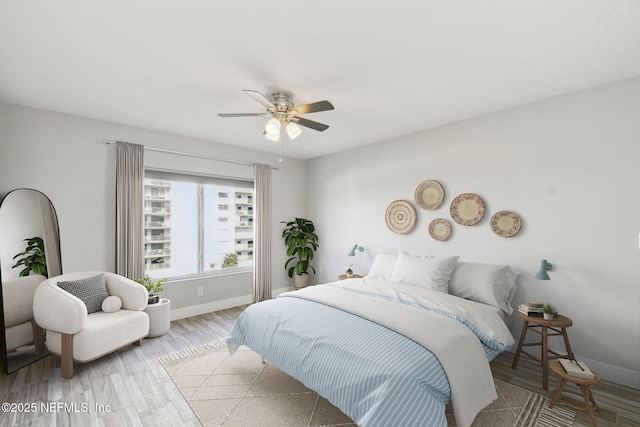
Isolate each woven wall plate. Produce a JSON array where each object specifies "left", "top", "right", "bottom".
[
  {"left": 428, "top": 218, "right": 451, "bottom": 241},
  {"left": 490, "top": 210, "right": 522, "bottom": 237},
  {"left": 385, "top": 200, "right": 417, "bottom": 234},
  {"left": 414, "top": 180, "right": 444, "bottom": 210},
  {"left": 450, "top": 193, "right": 485, "bottom": 226}
]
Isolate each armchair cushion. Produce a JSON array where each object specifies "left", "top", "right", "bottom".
[
  {"left": 45, "top": 310, "right": 149, "bottom": 362},
  {"left": 57, "top": 273, "right": 108, "bottom": 314}
]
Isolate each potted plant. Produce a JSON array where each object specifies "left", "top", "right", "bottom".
[
  {"left": 12, "top": 236, "right": 48, "bottom": 278},
  {"left": 346, "top": 263, "right": 354, "bottom": 278},
  {"left": 541, "top": 303, "right": 557, "bottom": 320},
  {"left": 282, "top": 218, "right": 319, "bottom": 289},
  {"left": 135, "top": 274, "right": 167, "bottom": 305}
]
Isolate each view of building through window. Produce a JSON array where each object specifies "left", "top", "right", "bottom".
[{"left": 143, "top": 173, "right": 254, "bottom": 279}]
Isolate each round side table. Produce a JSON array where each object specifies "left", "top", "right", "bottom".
[
  {"left": 144, "top": 298, "right": 170, "bottom": 338},
  {"left": 549, "top": 361, "right": 601, "bottom": 426},
  {"left": 337, "top": 274, "right": 363, "bottom": 280}
]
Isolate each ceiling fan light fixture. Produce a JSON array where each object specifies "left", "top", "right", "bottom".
[
  {"left": 265, "top": 118, "right": 281, "bottom": 136},
  {"left": 264, "top": 130, "right": 280, "bottom": 142},
  {"left": 286, "top": 122, "right": 302, "bottom": 140}
]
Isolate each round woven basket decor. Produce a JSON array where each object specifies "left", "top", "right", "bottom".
[
  {"left": 490, "top": 210, "right": 522, "bottom": 237},
  {"left": 385, "top": 200, "right": 417, "bottom": 234},
  {"left": 428, "top": 218, "right": 451, "bottom": 241},
  {"left": 414, "top": 180, "right": 444, "bottom": 210},
  {"left": 450, "top": 193, "right": 485, "bottom": 226}
]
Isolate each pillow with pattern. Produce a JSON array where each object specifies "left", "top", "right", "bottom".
[{"left": 57, "top": 274, "right": 109, "bottom": 314}]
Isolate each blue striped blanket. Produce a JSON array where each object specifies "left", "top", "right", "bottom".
[{"left": 227, "top": 279, "right": 513, "bottom": 427}]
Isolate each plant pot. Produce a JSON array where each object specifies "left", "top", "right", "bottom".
[
  {"left": 543, "top": 313, "right": 554, "bottom": 320},
  {"left": 294, "top": 274, "right": 309, "bottom": 289},
  {"left": 148, "top": 293, "right": 159, "bottom": 305}
]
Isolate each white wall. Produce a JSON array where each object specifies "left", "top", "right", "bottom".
[
  {"left": 0, "top": 103, "right": 305, "bottom": 314},
  {"left": 307, "top": 77, "right": 640, "bottom": 389}
]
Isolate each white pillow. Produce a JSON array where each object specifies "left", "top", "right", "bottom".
[
  {"left": 366, "top": 253, "right": 399, "bottom": 280},
  {"left": 448, "top": 262, "right": 519, "bottom": 314},
  {"left": 389, "top": 251, "right": 459, "bottom": 292},
  {"left": 101, "top": 295, "right": 122, "bottom": 313}
]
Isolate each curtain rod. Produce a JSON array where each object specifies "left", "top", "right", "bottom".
[{"left": 101, "top": 139, "right": 279, "bottom": 170}]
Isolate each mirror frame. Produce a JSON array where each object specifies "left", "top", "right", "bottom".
[{"left": 0, "top": 188, "right": 62, "bottom": 374}]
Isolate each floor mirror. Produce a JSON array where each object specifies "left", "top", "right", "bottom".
[{"left": 0, "top": 188, "right": 62, "bottom": 374}]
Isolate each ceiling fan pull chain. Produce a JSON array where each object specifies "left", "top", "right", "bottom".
[{"left": 279, "top": 133, "right": 284, "bottom": 162}]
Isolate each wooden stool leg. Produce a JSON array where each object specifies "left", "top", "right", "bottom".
[
  {"left": 587, "top": 387, "right": 599, "bottom": 411},
  {"left": 561, "top": 327, "right": 573, "bottom": 355},
  {"left": 511, "top": 320, "right": 529, "bottom": 369},
  {"left": 542, "top": 325, "right": 549, "bottom": 389},
  {"left": 549, "top": 378, "right": 566, "bottom": 408},
  {"left": 580, "top": 384, "right": 598, "bottom": 427}
]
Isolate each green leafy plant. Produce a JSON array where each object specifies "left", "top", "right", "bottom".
[
  {"left": 541, "top": 303, "right": 557, "bottom": 315},
  {"left": 12, "top": 236, "right": 48, "bottom": 278},
  {"left": 282, "top": 218, "right": 319, "bottom": 278},
  {"left": 222, "top": 253, "right": 238, "bottom": 268},
  {"left": 134, "top": 274, "right": 167, "bottom": 295}
]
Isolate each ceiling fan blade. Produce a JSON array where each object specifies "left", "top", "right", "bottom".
[
  {"left": 243, "top": 89, "right": 276, "bottom": 110},
  {"left": 218, "top": 113, "right": 271, "bottom": 118},
  {"left": 291, "top": 100, "right": 334, "bottom": 115},
  {"left": 290, "top": 117, "right": 330, "bottom": 132}
]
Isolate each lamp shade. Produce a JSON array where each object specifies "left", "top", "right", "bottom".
[
  {"left": 264, "top": 131, "right": 280, "bottom": 142},
  {"left": 348, "top": 244, "right": 364, "bottom": 256},
  {"left": 535, "top": 259, "right": 552, "bottom": 280},
  {"left": 265, "top": 118, "right": 281, "bottom": 136},
  {"left": 286, "top": 122, "right": 302, "bottom": 140}
]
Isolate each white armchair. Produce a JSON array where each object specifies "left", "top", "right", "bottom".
[
  {"left": 2, "top": 275, "right": 47, "bottom": 356},
  {"left": 33, "top": 271, "right": 149, "bottom": 378}
]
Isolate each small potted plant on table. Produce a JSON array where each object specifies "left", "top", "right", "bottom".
[
  {"left": 135, "top": 275, "right": 167, "bottom": 305},
  {"left": 541, "top": 303, "right": 557, "bottom": 320}
]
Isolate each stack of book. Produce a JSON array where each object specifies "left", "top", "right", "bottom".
[
  {"left": 559, "top": 358, "right": 595, "bottom": 379},
  {"left": 518, "top": 302, "right": 544, "bottom": 317}
]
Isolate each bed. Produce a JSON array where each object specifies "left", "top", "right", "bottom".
[{"left": 227, "top": 252, "right": 518, "bottom": 427}]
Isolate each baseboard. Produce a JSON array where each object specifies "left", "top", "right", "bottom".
[
  {"left": 578, "top": 355, "right": 640, "bottom": 390},
  {"left": 169, "top": 286, "right": 293, "bottom": 321}
]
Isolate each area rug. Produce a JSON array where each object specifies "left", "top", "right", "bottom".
[{"left": 159, "top": 340, "right": 575, "bottom": 427}]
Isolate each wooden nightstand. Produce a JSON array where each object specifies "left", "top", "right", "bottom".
[
  {"left": 337, "top": 274, "right": 363, "bottom": 280},
  {"left": 511, "top": 311, "right": 573, "bottom": 390}
]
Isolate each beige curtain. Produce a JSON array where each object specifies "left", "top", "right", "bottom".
[
  {"left": 115, "top": 141, "right": 145, "bottom": 280},
  {"left": 253, "top": 163, "right": 272, "bottom": 302}
]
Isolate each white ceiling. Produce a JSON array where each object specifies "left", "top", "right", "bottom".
[{"left": 1, "top": 1, "right": 639, "bottom": 160}]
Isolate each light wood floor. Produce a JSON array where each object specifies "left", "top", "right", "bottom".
[{"left": 1, "top": 305, "right": 638, "bottom": 427}]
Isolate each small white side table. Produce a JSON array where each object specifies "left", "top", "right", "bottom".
[{"left": 144, "top": 298, "right": 170, "bottom": 338}]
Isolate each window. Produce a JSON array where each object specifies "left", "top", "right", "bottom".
[{"left": 143, "top": 170, "right": 254, "bottom": 280}]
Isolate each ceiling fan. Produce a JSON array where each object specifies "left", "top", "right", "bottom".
[{"left": 218, "top": 90, "right": 334, "bottom": 141}]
